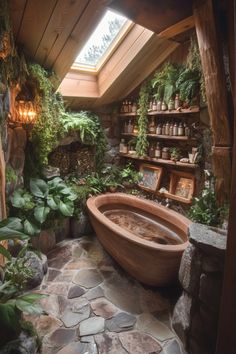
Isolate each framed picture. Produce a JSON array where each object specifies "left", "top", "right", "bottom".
[
  {"left": 168, "top": 171, "right": 195, "bottom": 203},
  {"left": 138, "top": 164, "right": 163, "bottom": 192}
]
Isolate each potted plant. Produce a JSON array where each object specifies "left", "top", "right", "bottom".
[
  {"left": 120, "top": 163, "right": 142, "bottom": 189},
  {"left": 170, "top": 147, "right": 181, "bottom": 162}
]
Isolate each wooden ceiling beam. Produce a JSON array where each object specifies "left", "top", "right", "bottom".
[{"left": 158, "top": 16, "right": 195, "bottom": 40}]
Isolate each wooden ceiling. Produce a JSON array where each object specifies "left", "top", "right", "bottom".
[{"left": 9, "top": 0, "right": 195, "bottom": 109}]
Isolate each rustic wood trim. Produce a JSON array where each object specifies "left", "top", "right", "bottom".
[
  {"left": 158, "top": 16, "right": 195, "bottom": 39},
  {"left": 193, "top": 0, "right": 232, "bottom": 147},
  {"left": 0, "top": 135, "right": 7, "bottom": 266},
  {"left": 216, "top": 1, "right": 236, "bottom": 352}
]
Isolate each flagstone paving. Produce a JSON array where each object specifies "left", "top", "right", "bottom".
[{"left": 29, "top": 235, "right": 184, "bottom": 354}]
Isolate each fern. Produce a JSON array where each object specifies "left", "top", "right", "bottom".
[{"left": 136, "top": 83, "right": 149, "bottom": 156}]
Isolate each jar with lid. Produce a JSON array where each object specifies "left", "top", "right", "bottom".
[
  {"left": 178, "top": 122, "right": 184, "bottom": 136},
  {"left": 149, "top": 143, "right": 156, "bottom": 158},
  {"left": 162, "top": 147, "right": 170, "bottom": 160},
  {"left": 173, "top": 122, "right": 178, "bottom": 136},
  {"left": 155, "top": 142, "right": 162, "bottom": 158},
  {"left": 168, "top": 99, "right": 175, "bottom": 111},
  {"left": 156, "top": 124, "right": 162, "bottom": 135},
  {"left": 127, "top": 120, "right": 133, "bottom": 133},
  {"left": 184, "top": 123, "right": 190, "bottom": 137},
  {"left": 161, "top": 101, "right": 167, "bottom": 111},
  {"left": 148, "top": 117, "right": 156, "bottom": 134}
]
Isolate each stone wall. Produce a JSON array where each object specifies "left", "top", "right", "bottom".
[{"left": 172, "top": 223, "right": 227, "bottom": 354}]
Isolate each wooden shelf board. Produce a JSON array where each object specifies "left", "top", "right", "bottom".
[
  {"left": 118, "top": 107, "right": 200, "bottom": 117},
  {"left": 121, "top": 133, "right": 196, "bottom": 141},
  {"left": 119, "top": 153, "right": 198, "bottom": 169},
  {"left": 156, "top": 191, "right": 193, "bottom": 204}
]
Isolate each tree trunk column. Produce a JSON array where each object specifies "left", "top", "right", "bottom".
[{"left": 193, "top": 0, "right": 232, "bottom": 204}]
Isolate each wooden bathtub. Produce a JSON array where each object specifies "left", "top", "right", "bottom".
[{"left": 87, "top": 193, "right": 190, "bottom": 286}]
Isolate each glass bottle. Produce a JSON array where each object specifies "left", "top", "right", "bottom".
[
  {"left": 119, "top": 139, "right": 125, "bottom": 153},
  {"left": 165, "top": 122, "right": 170, "bottom": 135},
  {"left": 155, "top": 142, "right": 162, "bottom": 158},
  {"left": 156, "top": 124, "right": 162, "bottom": 135},
  {"left": 168, "top": 99, "right": 175, "bottom": 111},
  {"left": 157, "top": 100, "right": 162, "bottom": 111},
  {"left": 161, "top": 101, "right": 167, "bottom": 111},
  {"left": 174, "top": 94, "right": 180, "bottom": 110},
  {"left": 128, "top": 101, "right": 132, "bottom": 113},
  {"left": 152, "top": 100, "right": 157, "bottom": 111},
  {"left": 184, "top": 123, "right": 190, "bottom": 137},
  {"left": 131, "top": 102, "right": 137, "bottom": 113},
  {"left": 162, "top": 147, "right": 170, "bottom": 159},
  {"left": 169, "top": 123, "right": 173, "bottom": 136},
  {"left": 162, "top": 124, "right": 166, "bottom": 135},
  {"left": 124, "top": 121, "right": 128, "bottom": 133},
  {"left": 149, "top": 143, "right": 155, "bottom": 158},
  {"left": 178, "top": 122, "right": 184, "bottom": 136},
  {"left": 173, "top": 122, "right": 178, "bottom": 136},
  {"left": 127, "top": 120, "right": 133, "bottom": 133},
  {"left": 148, "top": 117, "right": 156, "bottom": 134}
]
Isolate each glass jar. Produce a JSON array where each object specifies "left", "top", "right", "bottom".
[
  {"left": 156, "top": 124, "right": 162, "bottom": 135},
  {"left": 178, "top": 122, "right": 184, "bottom": 136},
  {"left": 173, "top": 122, "right": 178, "bottom": 136},
  {"left": 131, "top": 102, "right": 137, "bottom": 113},
  {"left": 168, "top": 99, "right": 175, "bottom": 111},
  {"left": 162, "top": 147, "right": 170, "bottom": 159}
]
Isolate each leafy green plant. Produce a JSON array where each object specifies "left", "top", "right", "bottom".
[
  {"left": 28, "top": 63, "right": 64, "bottom": 167},
  {"left": 60, "top": 111, "right": 107, "bottom": 171},
  {"left": 170, "top": 147, "right": 181, "bottom": 161},
  {"left": 136, "top": 83, "right": 149, "bottom": 156},
  {"left": 6, "top": 166, "right": 18, "bottom": 184},
  {"left": 152, "top": 63, "right": 183, "bottom": 103},
  {"left": 119, "top": 163, "right": 142, "bottom": 185},
  {"left": 9, "top": 177, "right": 78, "bottom": 233},
  {"left": 188, "top": 188, "right": 227, "bottom": 227}
]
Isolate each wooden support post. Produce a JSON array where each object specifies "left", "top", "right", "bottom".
[
  {"left": 216, "top": 1, "right": 236, "bottom": 353},
  {"left": 0, "top": 135, "right": 7, "bottom": 266},
  {"left": 193, "top": 0, "right": 232, "bottom": 204}
]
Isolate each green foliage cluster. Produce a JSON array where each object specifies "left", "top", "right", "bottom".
[
  {"left": 9, "top": 177, "right": 78, "bottom": 234},
  {"left": 6, "top": 165, "right": 18, "bottom": 184},
  {"left": 151, "top": 37, "right": 205, "bottom": 105},
  {"left": 188, "top": 188, "right": 227, "bottom": 227},
  {"left": 0, "top": 222, "right": 45, "bottom": 347},
  {"left": 60, "top": 111, "right": 107, "bottom": 171},
  {"left": 136, "top": 83, "right": 150, "bottom": 156},
  {"left": 28, "top": 63, "right": 64, "bottom": 167}
]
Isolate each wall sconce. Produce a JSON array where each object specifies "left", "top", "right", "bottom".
[
  {"left": 15, "top": 99, "right": 37, "bottom": 124},
  {"left": 11, "top": 84, "right": 38, "bottom": 124}
]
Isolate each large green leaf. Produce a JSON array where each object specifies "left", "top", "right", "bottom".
[
  {"left": 47, "top": 196, "right": 59, "bottom": 210},
  {"left": 0, "top": 244, "right": 11, "bottom": 260},
  {"left": 59, "top": 200, "right": 74, "bottom": 216},
  {"left": 34, "top": 205, "right": 50, "bottom": 224},
  {"left": 23, "top": 220, "right": 41, "bottom": 236},
  {"left": 17, "top": 293, "right": 47, "bottom": 303},
  {"left": 0, "top": 303, "right": 21, "bottom": 332},
  {"left": 30, "top": 178, "right": 49, "bottom": 198},
  {"left": 10, "top": 190, "right": 25, "bottom": 208},
  {"left": 0, "top": 218, "right": 30, "bottom": 240},
  {"left": 15, "top": 299, "right": 44, "bottom": 315},
  {"left": 47, "top": 177, "right": 63, "bottom": 188}
]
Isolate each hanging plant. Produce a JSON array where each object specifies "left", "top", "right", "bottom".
[
  {"left": 28, "top": 63, "right": 64, "bottom": 168},
  {"left": 135, "top": 83, "right": 149, "bottom": 156}
]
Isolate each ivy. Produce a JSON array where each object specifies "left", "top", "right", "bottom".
[{"left": 135, "top": 83, "right": 149, "bottom": 156}]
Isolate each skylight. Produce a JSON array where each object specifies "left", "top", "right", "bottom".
[{"left": 74, "top": 10, "right": 127, "bottom": 68}]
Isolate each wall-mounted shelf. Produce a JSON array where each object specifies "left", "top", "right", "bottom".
[
  {"left": 118, "top": 107, "right": 200, "bottom": 117},
  {"left": 119, "top": 153, "right": 198, "bottom": 169},
  {"left": 121, "top": 133, "right": 196, "bottom": 141}
]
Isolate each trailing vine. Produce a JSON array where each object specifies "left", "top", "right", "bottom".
[
  {"left": 135, "top": 83, "right": 149, "bottom": 156},
  {"left": 28, "top": 63, "right": 64, "bottom": 167}
]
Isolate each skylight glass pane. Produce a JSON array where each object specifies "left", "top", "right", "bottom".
[{"left": 75, "top": 10, "right": 127, "bottom": 67}]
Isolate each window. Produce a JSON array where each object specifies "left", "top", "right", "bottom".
[{"left": 74, "top": 10, "right": 128, "bottom": 71}]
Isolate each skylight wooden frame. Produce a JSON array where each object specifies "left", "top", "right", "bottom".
[{"left": 71, "top": 20, "right": 134, "bottom": 74}]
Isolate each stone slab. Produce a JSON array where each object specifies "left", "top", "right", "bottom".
[
  {"left": 91, "top": 297, "right": 118, "bottom": 319},
  {"left": 79, "top": 317, "right": 105, "bottom": 336},
  {"left": 136, "top": 313, "right": 174, "bottom": 342},
  {"left": 68, "top": 285, "right": 85, "bottom": 299},
  {"left": 106, "top": 312, "right": 136, "bottom": 332},
  {"left": 61, "top": 305, "right": 90, "bottom": 327},
  {"left": 56, "top": 341, "right": 97, "bottom": 354},
  {"left": 119, "top": 331, "right": 162, "bottom": 354},
  {"left": 73, "top": 269, "right": 103, "bottom": 288},
  {"left": 95, "top": 332, "right": 128, "bottom": 354}
]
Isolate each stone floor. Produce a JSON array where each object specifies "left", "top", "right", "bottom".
[{"left": 26, "top": 235, "right": 185, "bottom": 354}]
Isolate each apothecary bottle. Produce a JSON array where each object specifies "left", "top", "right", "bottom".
[
  {"left": 169, "top": 123, "right": 173, "bottom": 136},
  {"left": 178, "top": 122, "right": 184, "bottom": 136},
  {"left": 149, "top": 143, "right": 156, "bottom": 158},
  {"left": 127, "top": 120, "right": 133, "bottom": 133},
  {"left": 173, "top": 122, "right": 178, "bottom": 136},
  {"left": 157, "top": 100, "right": 162, "bottom": 111},
  {"left": 161, "top": 101, "right": 167, "bottom": 111},
  {"left": 162, "top": 147, "right": 170, "bottom": 159},
  {"left": 168, "top": 99, "right": 174, "bottom": 111},
  {"left": 152, "top": 100, "right": 157, "bottom": 111},
  {"left": 162, "top": 124, "right": 166, "bottom": 135},
  {"left": 148, "top": 117, "right": 156, "bottom": 134},
  {"left": 156, "top": 124, "right": 162, "bottom": 135},
  {"left": 119, "top": 139, "right": 128, "bottom": 153},
  {"left": 174, "top": 94, "right": 180, "bottom": 110},
  {"left": 165, "top": 122, "right": 170, "bottom": 135},
  {"left": 131, "top": 102, "right": 137, "bottom": 113},
  {"left": 155, "top": 142, "right": 162, "bottom": 158}
]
